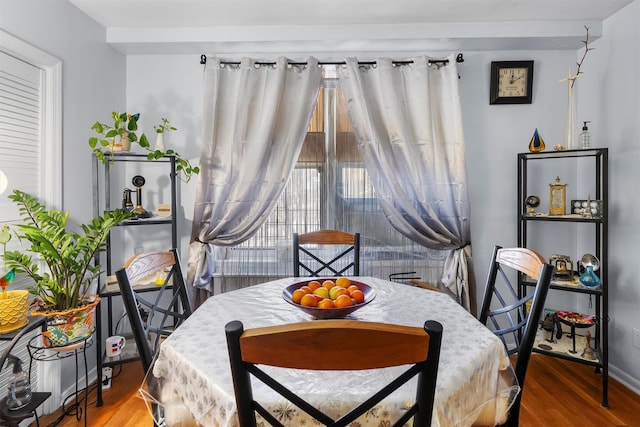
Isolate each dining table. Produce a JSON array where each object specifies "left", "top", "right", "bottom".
[{"left": 152, "top": 276, "right": 519, "bottom": 427}]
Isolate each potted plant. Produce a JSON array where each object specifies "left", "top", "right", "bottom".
[
  {"left": 4, "top": 190, "right": 133, "bottom": 346},
  {"left": 89, "top": 112, "right": 200, "bottom": 182},
  {"left": 0, "top": 225, "right": 29, "bottom": 333}
]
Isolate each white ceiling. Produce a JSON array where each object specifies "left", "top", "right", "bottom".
[{"left": 68, "top": 0, "right": 634, "bottom": 55}]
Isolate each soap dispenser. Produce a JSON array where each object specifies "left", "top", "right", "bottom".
[
  {"left": 580, "top": 121, "right": 591, "bottom": 149},
  {"left": 6, "top": 354, "right": 32, "bottom": 410}
]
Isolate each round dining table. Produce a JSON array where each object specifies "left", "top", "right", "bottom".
[{"left": 152, "top": 276, "right": 518, "bottom": 426}]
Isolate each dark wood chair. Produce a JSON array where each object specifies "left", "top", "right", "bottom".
[
  {"left": 225, "top": 318, "right": 443, "bottom": 427},
  {"left": 293, "top": 230, "right": 360, "bottom": 277},
  {"left": 116, "top": 249, "right": 193, "bottom": 426},
  {"left": 478, "top": 246, "right": 554, "bottom": 427},
  {"left": 115, "top": 249, "right": 192, "bottom": 373}
]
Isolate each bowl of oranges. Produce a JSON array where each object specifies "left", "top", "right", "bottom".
[{"left": 282, "top": 277, "right": 376, "bottom": 319}]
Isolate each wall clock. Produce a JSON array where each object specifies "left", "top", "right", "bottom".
[{"left": 490, "top": 60, "right": 534, "bottom": 104}]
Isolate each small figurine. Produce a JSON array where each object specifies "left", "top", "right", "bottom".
[
  {"left": 581, "top": 331, "right": 597, "bottom": 360},
  {"left": 528, "top": 128, "right": 546, "bottom": 152}
]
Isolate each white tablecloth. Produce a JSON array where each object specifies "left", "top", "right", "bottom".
[{"left": 153, "top": 277, "right": 518, "bottom": 426}]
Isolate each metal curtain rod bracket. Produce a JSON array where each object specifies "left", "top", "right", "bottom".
[{"left": 199, "top": 53, "right": 464, "bottom": 66}]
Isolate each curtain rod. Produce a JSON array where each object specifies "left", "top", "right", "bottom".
[{"left": 199, "top": 53, "right": 464, "bottom": 66}]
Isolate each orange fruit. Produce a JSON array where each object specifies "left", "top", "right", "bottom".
[
  {"left": 291, "top": 289, "right": 306, "bottom": 304},
  {"left": 299, "top": 286, "right": 313, "bottom": 294},
  {"left": 313, "top": 287, "right": 329, "bottom": 299},
  {"left": 318, "top": 298, "right": 336, "bottom": 309},
  {"left": 308, "top": 281, "right": 321, "bottom": 291},
  {"left": 347, "top": 285, "right": 360, "bottom": 294},
  {"left": 336, "top": 277, "right": 351, "bottom": 288},
  {"left": 300, "top": 294, "right": 318, "bottom": 307},
  {"left": 329, "top": 286, "right": 348, "bottom": 300},
  {"left": 350, "top": 289, "right": 365, "bottom": 304},
  {"left": 335, "top": 294, "right": 353, "bottom": 308},
  {"left": 322, "top": 280, "right": 336, "bottom": 290}
]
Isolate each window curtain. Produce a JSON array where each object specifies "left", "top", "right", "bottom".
[
  {"left": 187, "top": 57, "right": 322, "bottom": 297},
  {"left": 337, "top": 56, "right": 475, "bottom": 312}
]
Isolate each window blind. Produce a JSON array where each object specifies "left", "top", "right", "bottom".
[{"left": 0, "top": 51, "right": 43, "bottom": 280}]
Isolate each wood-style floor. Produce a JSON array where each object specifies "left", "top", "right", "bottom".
[{"left": 33, "top": 354, "right": 639, "bottom": 426}]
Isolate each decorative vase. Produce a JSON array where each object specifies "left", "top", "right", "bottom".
[
  {"left": 120, "top": 132, "right": 132, "bottom": 152},
  {"left": 0, "top": 290, "right": 30, "bottom": 333},
  {"left": 563, "top": 81, "right": 578, "bottom": 150},
  {"left": 154, "top": 133, "right": 166, "bottom": 152},
  {"left": 528, "top": 128, "right": 545, "bottom": 152},
  {"left": 32, "top": 295, "right": 101, "bottom": 347}
]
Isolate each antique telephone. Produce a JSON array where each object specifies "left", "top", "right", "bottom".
[{"left": 130, "top": 175, "right": 152, "bottom": 219}]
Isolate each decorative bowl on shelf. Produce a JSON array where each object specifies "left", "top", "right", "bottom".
[{"left": 282, "top": 278, "right": 376, "bottom": 319}]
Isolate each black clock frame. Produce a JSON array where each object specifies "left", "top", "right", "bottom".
[{"left": 490, "top": 60, "right": 534, "bottom": 105}]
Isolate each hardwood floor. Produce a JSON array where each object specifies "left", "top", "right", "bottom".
[{"left": 32, "top": 354, "right": 639, "bottom": 426}]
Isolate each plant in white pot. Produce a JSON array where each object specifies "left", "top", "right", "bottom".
[
  {"left": 4, "top": 190, "right": 132, "bottom": 346},
  {"left": 89, "top": 112, "right": 200, "bottom": 182}
]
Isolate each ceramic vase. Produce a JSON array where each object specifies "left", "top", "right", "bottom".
[
  {"left": 563, "top": 84, "right": 578, "bottom": 150},
  {"left": 34, "top": 295, "right": 101, "bottom": 348},
  {"left": 154, "top": 133, "right": 166, "bottom": 152},
  {"left": 120, "top": 132, "right": 132, "bottom": 152},
  {"left": 0, "top": 290, "right": 30, "bottom": 333}
]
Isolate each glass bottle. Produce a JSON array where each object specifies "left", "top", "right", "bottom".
[
  {"left": 580, "top": 121, "right": 591, "bottom": 149},
  {"left": 6, "top": 355, "right": 32, "bottom": 410}
]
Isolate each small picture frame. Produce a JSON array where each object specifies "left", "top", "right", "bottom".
[{"left": 571, "top": 199, "right": 603, "bottom": 218}]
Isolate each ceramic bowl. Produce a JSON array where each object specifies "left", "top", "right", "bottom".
[{"left": 282, "top": 278, "right": 376, "bottom": 319}]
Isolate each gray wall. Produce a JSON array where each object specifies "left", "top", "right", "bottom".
[
  {"left": 2, "top": 0, "right": 639, "bottom": 403},
  {"left": 1, "top": 0, "right": 126, "bottom": 406}
]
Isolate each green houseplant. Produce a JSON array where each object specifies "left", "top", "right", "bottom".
[
  {"left": 4, "top": 190, "right": 132, "bottom": 345},
  {"left": 89, "top": 112, "right": 200, "bottom": 182}
]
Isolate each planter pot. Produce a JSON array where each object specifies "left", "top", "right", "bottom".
[
  {"left": 120, "top": 132, "right": 132, "bottom": 152},
  {"left": 0, "top": 290, "right": 30, "bottom": 334},
  {"left": 33, "top": 295, "right": 101, "bottom": 347},
  {"left": 154, "top": 132, "right": 166, "bottom": 151}
]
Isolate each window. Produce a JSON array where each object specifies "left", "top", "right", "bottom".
[
  {"left": 0, "top": 31, "right": 62, "bottom": 286},
  {"left": 216, "top": 76, "right": 445, "bottom": 292}
]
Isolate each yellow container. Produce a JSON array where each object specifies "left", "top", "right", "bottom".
[{"left": 0, "top": 290, "right": 29, "bottom": 333}]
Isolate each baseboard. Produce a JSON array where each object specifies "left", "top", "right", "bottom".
[{"left": 609, "top": 363, "right": 640, "bottom": 395}]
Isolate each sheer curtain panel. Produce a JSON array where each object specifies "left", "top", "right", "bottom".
[
  {"left": 338, "top": 56, "right": 475, "bottom": 312},
  {"left": 188, "top": 57, "right": 322, "bottom": 296}
]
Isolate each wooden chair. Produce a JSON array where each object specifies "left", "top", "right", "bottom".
[
  {"left": 293, "top": 230, "right": 360, "bottom": 277},
  {"left": 225, "top": 319, "right": 442, "bottom": 427},
  {"left": 478, "top": 246, "right": 554, "bottom": 427},
  {"left": 115, "top": 249, "right": 192, "bottom": 373}
]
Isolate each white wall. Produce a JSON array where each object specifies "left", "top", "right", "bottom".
[
  {"left": 588, "top": 1, "right": 640, "bottom": 389},
  {"left": 1, "top": 0, "right": 126, "bottom": 406}
]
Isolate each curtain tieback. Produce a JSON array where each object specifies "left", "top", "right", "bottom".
[{"left": 457, "top": 242, "right": 471, "bottom": 251}]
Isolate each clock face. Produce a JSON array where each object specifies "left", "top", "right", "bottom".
[
  {"left": 498, "top": 68, "right": 528, "bottom": 97},
  {"left": 490, "top": 61, "right": 534, "bottom": 104}
]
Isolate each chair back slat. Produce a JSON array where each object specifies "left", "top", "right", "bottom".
[
  {"left": 293, "top": 230, "right": 360, "bottom": 277},
  {"left": 226, "top": 319, "right": 443, "bottom": 427}
]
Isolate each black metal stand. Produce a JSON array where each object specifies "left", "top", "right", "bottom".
[
  {"left": 0, "top": 317, "right": 49, "bottom": 427},
  {"left": 28, "top": 334, "right": 93, "bottom": 427}
]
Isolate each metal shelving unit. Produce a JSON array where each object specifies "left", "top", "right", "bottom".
[
  {"left": 92, "top": 152, "right": 178, "bottom": 406},
  {"left": 517, "top": 148, "right": 608, "bottom": 407}
]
